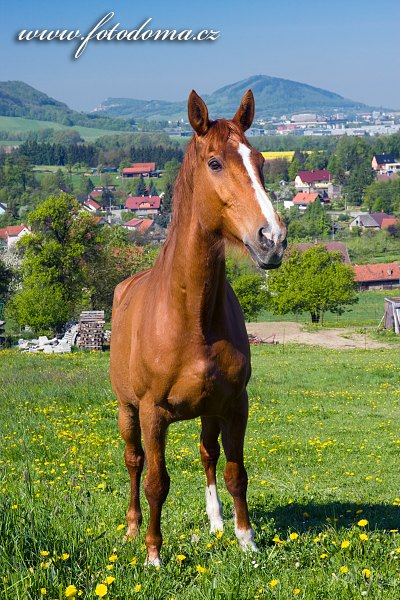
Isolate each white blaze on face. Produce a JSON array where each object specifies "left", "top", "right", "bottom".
[
  {"left": 206, "top": 484, "right": 224, "bottom": 533},
  {"left": 237, "top": 143, "right": 282, "bottom": 241}
]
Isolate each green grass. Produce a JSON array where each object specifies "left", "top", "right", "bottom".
[
  {"left": 0, "top": 116, "right": 122, "bottom": 142},
  {"left": 1, "top": 347, "right": 399, "bottom": 599},
  {"left": 258, "top": 290, "right": 393, "bottom": 327}
]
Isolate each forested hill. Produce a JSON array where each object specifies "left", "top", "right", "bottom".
[
  {"left": 93, "top": 74, "right": 375, "bottom": 121},
  {"left": 0, "top": 81, "right": 134, "bottom": 131}
]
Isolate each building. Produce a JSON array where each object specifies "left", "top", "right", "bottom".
[
  {"left": 121, "top": 162, "right": 157, "bottom": 178},
  {"left": 349, "top": 212, "right": 397, "bottom": 231},
  {"left": 121, "top": 218, "right": 154, "bottom": 234},
  {"left": 125, "top": 195, "right": 161, "bottom": 216},
  {"left": 353, "top": 262, "right": 400, "bottom": 291},
  {"left": 284, "top": 192, "right": 323, "bottom": 210},
  {"left": 0, "top": 224, "right": 31, "bottom": 249},
  {"left": 294, "top": 170, "right": 341, "bottom": 198},
  {"left": 371, "top": 154, "right": 398, "bottom": 171},
  {"left": 83, "top": 198, "right": 101, "bottom": 213}
]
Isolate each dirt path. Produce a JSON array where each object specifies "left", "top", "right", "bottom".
[{"left": 246, "top": 321, "right": 391, "bottom": 350}]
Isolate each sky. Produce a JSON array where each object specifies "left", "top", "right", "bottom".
[{"left": 1, "top": 0, "right": 400, "bottom": 112}]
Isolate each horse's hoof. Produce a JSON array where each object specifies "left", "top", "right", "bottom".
[{"left": 144, "top": 556, "right": 162, "bottom": 568}]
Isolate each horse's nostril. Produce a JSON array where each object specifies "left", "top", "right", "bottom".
[
  {"left": 258, "top": 228, "right": 274, "bottom": 251},
  {"left": 282, "top": 237, "right": 288, "bottom": 250}
]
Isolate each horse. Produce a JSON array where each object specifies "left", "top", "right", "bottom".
[{"left": 110, "top": 89, "right": 287, "bottom": 566}]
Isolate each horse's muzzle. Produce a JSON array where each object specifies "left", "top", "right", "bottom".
[{"left": 245, "top": 228, "right": 287, "bottom": 270}]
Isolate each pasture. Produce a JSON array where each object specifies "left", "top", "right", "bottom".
[
  {"left": 1, "top": 346, "right": 399, "bottom": 599},
  {"left": 0, "top": 116, "right": 122, "bottom": 142}
]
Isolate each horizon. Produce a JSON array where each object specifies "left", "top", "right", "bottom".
[{"left": 1, "top": 0, "right": 400, "bottom": 112}]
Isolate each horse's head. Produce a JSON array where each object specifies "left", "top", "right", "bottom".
[{"left": 188, "top": 89, "right": 287, "bottom": 269}]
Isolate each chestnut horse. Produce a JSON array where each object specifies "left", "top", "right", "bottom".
[{"left": 110, "top": 90, "right": 286, "bottom": 566}]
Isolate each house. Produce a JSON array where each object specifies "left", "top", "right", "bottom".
[
  {"left": 83, "top": 198, "right": 101, "bottom": 213},
  {"left": 0, "top": 202, "right": 8, "bottom": 215},
  {"left": 384, "top": 297, "right": 400, "bottom": 334},
  {"left": 0, "top": 224, "right": 31, "bottom": 249},
  {"left": 121, "top": 218, "right": 154, "bottom": 234},
  {"left": 293, "top": 241, "right": 350, "bottom": 264},
  {"left": 353, "top": 262, "right": 400, "bottom": 291},
  {"left": 125, "top": 195, "right": 161, "bottom": 216},
  {"left": 294, "top": 170, "right": 340, "bottom": 198},
  {"left": 371, "top": 154, "right": 400, "bottom": 172},
  {"left": 284, "top": 192, "right": 323, "bottom": 210},
  {"left": 349, "top": 212, "right": 397, "bottom": 231},
  {"left": 121, "top": 162, "right": 157, "bottom": 178}
]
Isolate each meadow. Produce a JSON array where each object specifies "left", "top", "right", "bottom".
[
  {"left": 0, "top": 116, "right": 122, "bottom": 143},
  {"left": 1, "top": 346, "right": 399, "bottom": 599}
]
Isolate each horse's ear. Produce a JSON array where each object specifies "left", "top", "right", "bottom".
[
  {"left": 188, "top": 90, "right": 210, "bottom": 136},
  {"left": 233, "top": 89, "right": 255, "bottom": 132}
]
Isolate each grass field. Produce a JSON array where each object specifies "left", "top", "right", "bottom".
[
  {"left": 1, "top": 346, "right": 399, "bottom": 599},
  {"left": 258, "top": 290, "right": 392, "bottom": 327},
  {"left": 0, "top": 116, "right": 122, "bottom": 142}
]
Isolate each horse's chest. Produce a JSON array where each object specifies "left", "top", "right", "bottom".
[{"left": 164, "top": 342, "right": 249, "bottom": 418}]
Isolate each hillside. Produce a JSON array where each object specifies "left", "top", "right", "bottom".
[
  {"left": 0, "top": 81, "right": 134, "bottom": 131},
  {"left": 93, "top": 74, "right": 376, "bottom": 121}
]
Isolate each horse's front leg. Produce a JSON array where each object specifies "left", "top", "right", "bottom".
[
  {"left": 118, "top": 402, "right": 144, "bottom": 540},
  {"left": 200, "top": 416, "right": 224, "bottom": 532},
  {"left": 221, "top": 391, "right": 258, "bottom": 552},
  {"left": 139, "top": 404, "right": 170, "bottom": 566}
]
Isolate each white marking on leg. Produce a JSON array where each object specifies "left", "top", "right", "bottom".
[
  {"left": 238, "top": 142, "right": 282, "bottom": 241},
  {"left": 144, "top": 556, "right": 162, "bottom": 567},
  {"left": 206, "top": 484, "right": 224, "bottom": 533},
  {"left": 234, "top": 513, "right": 258, "bottom": 552}
]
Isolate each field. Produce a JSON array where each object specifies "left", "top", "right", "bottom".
[
  {"left": 0, "top": 116, "right": 122, "bottom": 142},
  {"left": 258, "top": 290, "right": 391, "bottom": 328},
  {"left": 1, "top": 346, "right": 399, "bottom": 599}
]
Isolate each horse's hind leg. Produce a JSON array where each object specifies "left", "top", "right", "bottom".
[
  {"left": 221, "top": 391, "right": 257, "bottom": 552},
  {"left": 200, "top": 416, "right": 224, "bottom": 532},
  {"left": 118, "top": 402, "right": 144, "bottom": 540}
]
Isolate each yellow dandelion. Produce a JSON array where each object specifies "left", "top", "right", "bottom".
[
  {"left": 104, "top": 577, "right": 115, "bottom": 585},
  {"left": 293, "top": 590, "right": 301, "bottom": 597},
  {"left": 341, "top": 540, "right": 350, "bottom": 549},
  {"left": 272, "top": 535, "right": 285, "bottom": 544},
  {"left": 196, "top": 565, "right": 207, "bottom": 573},
  {"left": 108, "top": 554, "right": 118, "bottom": 562},
  {"left": 95, "top": 584, "right": 108, "bottom": 597},
  {"left": 362, "top": 568, "right": 371, "bottom": 578},
  {"left": 269, "top": 579, "right": 279, "bottom": 588},
  {"left": 176, "top": 554, "right": 186, "bottom": 562},
  {"left": 41, "top": 589, "right": 47, "bottom": 596},
  {"left": 359, "top": 533, "right": 368, "bottom": 541},
  {"left": 129, "top": 557, "right": 137, "bottom": 566},
  {"left": 65, "top": 585, "right": 77, "bottom": 599},
  {"left": 340, "top": 566, "right": 349, "bottom": 574},
  {"left": 289, "top": 532, "right": 299, "bottom": 541},
  {"left": 216, "top": 531, "right": 223, "bottom": 539},
  {"left": 61, "top": 553, "right": 70, "bottom": 560},
  {"left": 357, "top": 519, "right": 369, "bottom": 527},
  {"left": 117, "top": 524, "right": 125, "bottom": 531},
  {"left": 320, "top": 553, "right": 328, "bottom": 558},
  {"left": 134, "top": 584, "right": 142, "bottom": 592},
  {"left": 40, "top": 551, "right": 50, "bottom": 557}
]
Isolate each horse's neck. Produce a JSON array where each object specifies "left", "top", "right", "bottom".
[{"left": 155, "top": 193, "right": 226, "bottom": 332}]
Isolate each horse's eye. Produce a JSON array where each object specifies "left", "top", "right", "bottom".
[{"left": 208, "top": 159, "right": 222, "bottom": 172}]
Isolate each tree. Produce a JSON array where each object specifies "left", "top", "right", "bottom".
[
  {"left": 226, "top": 255, "right": 268, "bottom": 321},
  {"left": 135, "top": 175, "right": 147, "bottom": 196},
  {"left": 267, "top": 246, "right": 358, "bottom": 324},
  {"left": 8, "top": 193, "right": 102, "bottom": 332},
  {"left": 155, "top": 181, "right": 173, "bottom": 228}
]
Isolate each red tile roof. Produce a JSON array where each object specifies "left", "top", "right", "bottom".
[
  {"left": 381, "top": 217, "right": 397, "bottom": 229},
  {"left": 125, "top": 196, "right": 161, "bottom": 210},
  {"left": 122, "top": 162, "right": 156, "bottom": 174},
  {"left": 122, "top": 218, "right": 154, "bottom": 233},
  {"left": 353, "top": 262, "right": 400, "bottom": 283},
  {"left": 85, "top": 199, "right": 101, "bottom": 210},
  {"left": 0, "top": 224, "right": 29, "bottom": 239},
  {"left": 292, "top": 192, "right": 320, "bottom": 205},
  {"left": 297, "top": 170, "right": 332, "bottom": 183}
]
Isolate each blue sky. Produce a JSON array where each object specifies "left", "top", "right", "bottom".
[{"left": 1, "top": 0, "right": 399, "bottom": 111}]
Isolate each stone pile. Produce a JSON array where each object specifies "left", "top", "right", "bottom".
[{"left": 18, "top": 324, "right": 79, "bottom": 354}]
